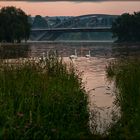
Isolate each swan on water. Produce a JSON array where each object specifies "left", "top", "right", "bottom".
[
  {"left": 85, "top": 50, "right": 91, "bottom": 58},
  {"left": 69, "top": 49, "right": 77, "bottom": 59},
  {"left": 39, "top": 52, "right": 46, "bottom": 61}
]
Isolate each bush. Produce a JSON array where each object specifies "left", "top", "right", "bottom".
[
  {"left": 0, "top": 57, "right": 91, "bottom": 140},
  {"left": 112, "top": 12, "right": 140, "bottom": 42},
  {"left": 106, "top": 58, "right": 140, "bottom": 139}
]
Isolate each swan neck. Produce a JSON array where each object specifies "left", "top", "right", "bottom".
[
  {"left": 89, "top": 50, "right": 90, "bottom": 56},
  {"left": 75, "top": 50, "right": 77, "bottom": 56}
]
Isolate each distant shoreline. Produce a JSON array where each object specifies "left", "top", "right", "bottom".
[
  {"left": 1, "top": 40, "right": 140, "bottom": 46},
  {"left": 28, "top": 40, "right": 114, "bottom": 44},
  {"left": 0, "top": 41, "right": 114, "bottom": 46}
]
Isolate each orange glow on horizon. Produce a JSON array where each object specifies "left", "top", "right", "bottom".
[{"left": 0, "top": 1, "right": 140, "bottom": 16}]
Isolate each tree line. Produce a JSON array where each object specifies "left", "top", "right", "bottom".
[
  {"left": 0, "top": 6, "right": 140, "bottom": 43},
  {"left": 0, "top": 6, "right": 31, "bottom": 43},
  {"left": 112, "top": 12, "right": 140, "bottom": 42}
]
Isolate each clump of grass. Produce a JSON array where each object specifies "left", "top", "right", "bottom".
[
  {"left": 0, "top": 56, "right": 92, "bottom": 140},
  {"left": 106, "top": 57, "right": 140, "bottom": 139}
]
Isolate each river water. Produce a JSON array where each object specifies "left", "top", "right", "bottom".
[
  {"left": 1, "top": 42, "right": 140, "bottom": 133},
  {"left": 28, "top": 42, "right": 140, "bottom": 133}
]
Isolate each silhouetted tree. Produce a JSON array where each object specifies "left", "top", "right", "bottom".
[
  {"left": 32, "top": 15, "right": 48, "bottom": 28},
  {"left": 0, "top": 6, "right": 31, "bottom": 43},
  {"left": 133, "top": 12, "right": 140, "bottom": 41},
  {"left": 112, "top": 12, "right": 140, "bottom": 42}
]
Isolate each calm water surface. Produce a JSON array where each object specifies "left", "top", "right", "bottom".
[
  {"left": 1, "top": 42, "right": 140, "bottom": 132},
  {"left": 28, "top": 42, "right": 140, "bottom": 132}
]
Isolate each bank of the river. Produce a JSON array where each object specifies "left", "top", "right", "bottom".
[
  {"left": 0, "top": 43, "right": 28, "bottom": 46},
  {"left": 106, "top": 57, "right": 140, "bottom": 139},
  {"left": 0, "top": 41, "right": 114, "bottom": 47},
  {"left": 1, "top": 42, "right": 140, "bottom": 139},
  {"left": 0, "top": 57, "right": 96, "bottom": 140},
  {"left": 114, "top": 41, "right": 140, "bottom": 45}
]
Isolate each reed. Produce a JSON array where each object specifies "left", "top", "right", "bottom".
[
  {"left": 106, "top": 57, "right": 140, "bottom": 139},
  {"left": 0, "top": 56, "right": 92, "bottom": 140}
]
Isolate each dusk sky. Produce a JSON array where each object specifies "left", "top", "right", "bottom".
[{"left": 0, "top": 1, "right": 140, "bottom": 16}]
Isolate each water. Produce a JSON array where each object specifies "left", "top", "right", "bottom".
[
  {"left": 29, "top": 42, "right": 140, "bottom": 133},
  {"left": 1, "top": 42, "right": 140, "bottom": 133}
]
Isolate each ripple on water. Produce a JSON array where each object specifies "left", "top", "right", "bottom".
[{"left": 72, "top": 57, "right": 116, "bottom": 133}]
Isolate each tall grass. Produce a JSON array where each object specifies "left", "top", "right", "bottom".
[
  {"left": 0, "top": 56, "right": 91, "bottom": 140},
  {"left": 106, "top": 57, "right": 140, "bottom": 139}
]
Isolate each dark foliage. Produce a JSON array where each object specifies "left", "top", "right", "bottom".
[
  {"left": 0, "top": 57, "right": 93, "bottom": 140},
  {"left": 0, "top": 6, "right": 31, "bottom": 43},
  {"left": 107, "top": 58, "right": 140, "bottom": 139},
  {"left": 32, "top": 15, "right": 48, "bottom": 28},
  {"left": 112, "top": 12, "right": 140, "bottom": 42}
]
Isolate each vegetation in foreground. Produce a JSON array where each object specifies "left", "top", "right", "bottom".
[
  {"left": 0, "top": 56, "right": 92, "bottom": 140},
  {"left": 112, "top": 11, "right": 140, "bottom": 42},
  {"left": 2, "top": 48, "right": 140, "bottom": 140},
  {"left": 106, "top": 58, "right": 140, "bottom": 139}
]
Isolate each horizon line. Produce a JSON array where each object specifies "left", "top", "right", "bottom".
[{"left": 31, "top": 13, "right": 120, "bottom": 17}]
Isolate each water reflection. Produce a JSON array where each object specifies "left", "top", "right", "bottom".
[
  {"left": 72, "top": 57, "right": 115, "bottom": 133},
  {"left": 28, "top": 42, "right": 140, "bottom": 132},
  {"left": 1, "top": 42, "right": 140, "bottom": 133},
  {"left": 0, "top": 44, "right": 30, "bottom": 59},
  {"left": 29, "top": 42, "right": 113, "bottom": 58}
]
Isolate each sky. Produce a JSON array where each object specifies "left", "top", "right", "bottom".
[{"left": 0, "top": 1, "right": 140, "bottom": 16}]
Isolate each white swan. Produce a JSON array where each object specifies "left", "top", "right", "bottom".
[
  {"left": 42, "top": 52, "right": 46, "bottom": 61},
  {"left": 46, "top": 51, "right": 49, "bottom": 59},
  {"left": 39, "top": 52, "right": 46, "bottom": 61},
  {"left": 85, "top": 50, "right": 91, "bottom": 58},
  {"left": 69, "top": 49, "right": 77, "bottom": 59}
]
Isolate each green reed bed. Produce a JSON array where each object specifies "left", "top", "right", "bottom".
[
  {"left": 106, "top": 58, "right": 140, "bottom": 140},
  {"left": 0, "top": 57, "right": 91, "bottom": 140}
]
